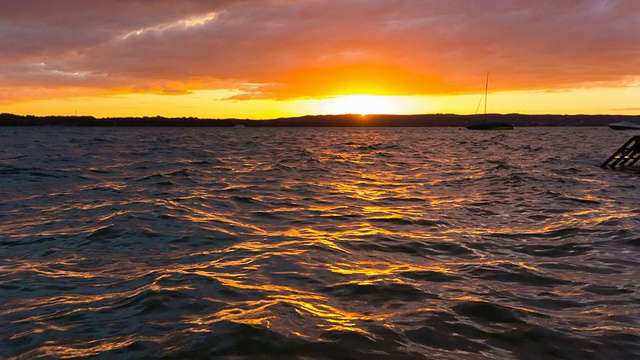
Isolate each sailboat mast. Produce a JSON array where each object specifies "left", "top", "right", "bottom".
[
  {"left": 467, "top": 72, "right": 513, "bottom": 129},
  {"left": 484, "top": 72, "right": 489, "bottom": 123}
]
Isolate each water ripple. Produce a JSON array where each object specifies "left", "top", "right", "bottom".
[{"left": 1, "top": 127, "right": 639, "bottom": 359}]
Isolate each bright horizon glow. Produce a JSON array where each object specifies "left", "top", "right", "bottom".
[
  {"left": 2, "top": 2, "right": 640, "bottom": 118},
  {"left": 3, "top": 87, "right": 639, "bottom": 119},
  {"left": 319, "top": 95, "right": 427, "bottom": 116}
]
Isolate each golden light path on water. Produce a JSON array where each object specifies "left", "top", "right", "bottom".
[{"left": 0, "top": 127, "right": 639, "bottom": 358}]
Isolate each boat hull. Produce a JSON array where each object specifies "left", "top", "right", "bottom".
[
  {"left": 608, "top": 122, "right": 640, "bottom": 130},
  {"left": 467, "top": 122, "right": 514, "bottom": 130}
]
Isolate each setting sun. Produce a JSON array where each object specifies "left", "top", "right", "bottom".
[
  {"left": 321, "top": 95, "right": 419, "bottom": 116},
  {"left": 1, "top": 1, "right": 639, "bottom": 118}
]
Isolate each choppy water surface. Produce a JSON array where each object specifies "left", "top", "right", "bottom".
[{"left": 1, "top": 127, "right": 639, "bottom": 359}]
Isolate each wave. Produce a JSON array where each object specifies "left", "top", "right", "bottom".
[{"left": 1, "top": 127, "right": 639, "bottom": 358}]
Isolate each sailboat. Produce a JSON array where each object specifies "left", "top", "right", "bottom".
[{"left": 467, "top": 73, "right": 513, "bottom": 130}]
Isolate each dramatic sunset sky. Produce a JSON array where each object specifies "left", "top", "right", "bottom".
[{"left": 1, "top": 0, "right": 639, "bottom": 119}]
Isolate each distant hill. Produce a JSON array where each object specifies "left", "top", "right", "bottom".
[{"left": 1, "top": 113, "right": 638, "bottom": 127}]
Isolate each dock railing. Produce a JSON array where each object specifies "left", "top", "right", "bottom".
[{"left": 601, "top": 136, "right": 640, "bottom": 169}]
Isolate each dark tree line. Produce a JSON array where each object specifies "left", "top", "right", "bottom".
[{"left": 1, "top": 113, "right": 637, "bottom": 127}]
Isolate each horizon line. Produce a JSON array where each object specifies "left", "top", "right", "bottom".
[{"left": 3, "top": 112, "right": 640, "bottom": 122}]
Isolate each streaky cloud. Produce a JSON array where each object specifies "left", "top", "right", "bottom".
[{"left": 0, "top": 0, "right": 639, "bottom": 102}]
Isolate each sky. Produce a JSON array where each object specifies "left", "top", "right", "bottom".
[{"left": 1, "top": 0, "right": 639, "bottom": 119}]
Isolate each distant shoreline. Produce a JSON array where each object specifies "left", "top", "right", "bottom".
[{"left": 1, "top": 113, "right": 639, "bottom": 127}]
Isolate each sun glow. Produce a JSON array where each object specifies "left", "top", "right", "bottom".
[
  {"left": 4, "top": 87, "right": 640, "bottom": 119},
  {"left": 321, "top": 95, "right": 412, "bottom": 116}
]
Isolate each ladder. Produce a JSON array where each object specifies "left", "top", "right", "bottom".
[{"left": 601, "top": 136, "right": 640, "bottom": 169}]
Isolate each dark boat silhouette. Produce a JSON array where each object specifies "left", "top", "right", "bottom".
[
  {"left": 467, "top": 73, "right": 513, "bottom": 130},
  {"left": 608, "top": 121, "right": 640, "bottom": 130},
  {"left": 467, "top": 122, "right": 514, "bottom": 130}
]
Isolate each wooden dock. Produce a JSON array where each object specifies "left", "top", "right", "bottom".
[{"left": 601, "top": 136, "right": 640, "bottom": 169}]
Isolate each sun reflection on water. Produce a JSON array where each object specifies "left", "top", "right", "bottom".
[{"left": 2, "top": 128, "right": 639, "bottom": 358}]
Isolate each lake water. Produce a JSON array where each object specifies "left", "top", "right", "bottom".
[{"left": 1, "top": 127, "right": 639, "bottom": 359}]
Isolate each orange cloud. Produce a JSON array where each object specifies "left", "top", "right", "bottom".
[
  {"left": 1, "top": 0, "right": 639, "bottom": 105},
  {"left": 231, "top": 64, "right": 455, "bottom": 100}
]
